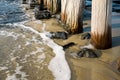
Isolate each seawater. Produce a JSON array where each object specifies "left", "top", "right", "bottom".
[
  {"left": 0, "top": 0, "right": 28, "bottom": 24},
  {"left": 0, "top": 0, "right": 71, "bottom": 80},
  {"left": 0, "top": 0, "right": 48, "bottom": 80}
]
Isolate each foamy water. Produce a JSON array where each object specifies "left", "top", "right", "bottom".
[
  {"left": 6, "top": 63, "right": 28, "bottom": 80},
  {"left": 0, "top": 21, "right": 71, "bottom": 80},
  {"left": 14, "top": 22, "right": 71, "bottom": 80},
  {"left": 0, "top": 23, "right": 46, "bottom": 79}
]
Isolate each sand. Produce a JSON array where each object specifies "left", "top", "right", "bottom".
[{"left": 23, "top": 4, "right": 120, "bottom": 80}]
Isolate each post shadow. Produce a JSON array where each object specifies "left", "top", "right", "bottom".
[{"left": 112, "top": 36, "right": 120, "bottom": 47}]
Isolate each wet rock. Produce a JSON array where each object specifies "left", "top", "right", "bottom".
[
  {"left": 63, "top": 42, "right": 76, "bottom": 50},
  {"left": 39, "top": 4, "right": 44, "bottom": 10},
  {"left": 81, "top": 33, "right": 91, "bottom": 40},
  {"left": 30, "top": 3, "right": 39, "bottom": 9},
  {"left": 77, "top": 48, "right": 98, "bottom": 58},
  {"left": 34, "top": 4, "right": 47, "bottom": 11},
  {"left": 50, "top": 31, "right": 68, "bottom": 40},
  {"left": 29, "top": 0, "right": 40, "bottom": 9},
  {"left": 22, "top": 0, "right": 27, "bottom": 4},
  {"left": 34, "top": 5, "right": 51, "bottom": 19},
  {"left": 34, "top": 8, "right": 51, "bottom": 19},
  {"left": 118, "top": 68, "right": 120, "bottom": 72}
]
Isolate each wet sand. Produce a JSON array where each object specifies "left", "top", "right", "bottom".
[{"left": 24, "top": 16, "right": 120, "bottom": 80}]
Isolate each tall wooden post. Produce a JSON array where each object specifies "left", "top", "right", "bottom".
[
  {"left": 43, "top": 0, "right": 47, "bottom": 6},
  {"left": 61, "top": 0, "right": 68, "bottom": 23},
  {"left": 46, "top": 0, "right": 61, "bottom": 14},
  {"left": 61, "top": 0, "right": 84, "bottom": 34},
  {"left": 91, "top": 0, "right": 112, "bottom": 49}
]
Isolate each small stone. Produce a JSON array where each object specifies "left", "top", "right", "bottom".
[
  {"left": 22, "top": 0, "right": 27, "bottom": 4},
  {"left": 34, "top": 10, "right": 51, "bottom": 19},
  {"left": 29, "top": 0, "right": 39, "bottom": 9},
  {"left": 77, "top": 48, "right": 98, "bottom": 58},
  {"left": 118, "top": 68, "right": 120, "bottom": 72},
  {"left": 63, "top": 42, "right": 76, "bottom": 50},
  {"left": 50, "top": 31, "right": 68, "bottom": 40},
  {"left": 81, "top": 33, "right": 91, "bottom": 40}
]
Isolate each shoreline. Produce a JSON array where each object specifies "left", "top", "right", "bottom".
[{"left": 21, "top": 3, "right": 120, "bottom": 80}]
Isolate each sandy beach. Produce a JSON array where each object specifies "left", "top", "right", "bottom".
[{"left": 0, "top": 1, "right": 120, "bottom": 80}]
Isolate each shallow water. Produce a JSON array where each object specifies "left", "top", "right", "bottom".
[
  {"left": 0, "top": 0, "right": 28, "bottom": 24},
  {"left": 0, "top": 0, "right": 53, "bottom": 80},
  {"left": 0, "top": 0, "right": 71, "bottom": 79},
  {"left": 0, "top": 23, "right": 48, "bottom": 80}
]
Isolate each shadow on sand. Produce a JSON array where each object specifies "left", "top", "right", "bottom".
[
  {"left": 112, "top": 23, "right": 120, "bottom": 29},
  {"left": 112, "top": 36, "right": 120, "bottom": 47}
]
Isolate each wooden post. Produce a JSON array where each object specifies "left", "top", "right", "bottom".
[
  {"left": 44, "top": 0, "right": 47, "bottom": 6},
  {"left": 91, "top": 0, "right": 112, "bottom": 49},
  {"left": 46, "top": 0, "right": 61, "bottom": 14},
  {"left": 61, "top": 0, "right": 84, "bottom": 34},
  {"left": 61, "top": 0, "right": 68, "bottom": 23}
]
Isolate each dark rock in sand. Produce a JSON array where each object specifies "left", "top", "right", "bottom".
[
  {"left": 30, "top": 3, "right": 39, "bottom": 9},
  {"left": 77, "top": 48, "right": 99, "bottom": 58},
  {"left": 39, "top": 4, "right": 47, "bottom": 11},
  {"left": 63, "top": 42, "right": 76, "bottom": 50},
  {"left": 118, "top": 68, "right": 120, "bottom": 72},
  {"left": 22, "top": 0, "right": 27, "bottom": 4},
  {"left": 81, "top": 33, "right": 91, "bottom": 40},
  {"left": 50, "top": 31, "right": 68, "bottom": 40},
  {"left": 29, "top": 0, "right": 40, "bottom": 9},
  {"left": 34, "top": 9, "right": 51, "bottom": 19},
  {"left": 34, "top": 4, "right": 47, "bottom": 11}
]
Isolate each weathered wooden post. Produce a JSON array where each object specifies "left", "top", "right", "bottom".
[
  {"left": 61, "top": 0, "right": 68, "bottom": 23},
  {"left": 46, "top": 0, "right": 61, "bottom": 14},
  {"left": 61, "top": 0, "right": 84, "bottom": 34},
  {"left": 91, "top": 0, "right": 112, "bottom": 49},
  {"left": 43, "top": 0, "right": 47, "bottom": 6}
]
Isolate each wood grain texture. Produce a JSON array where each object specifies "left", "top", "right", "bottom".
[
  {"left": 91, "top": 0, "right": 112, "bottom": 49},
  {"left": 46, "top": 0, "right": 61, "bottom": 14},
  {"left": 61, "top": 0, "right": 84, "bottom": 34}
]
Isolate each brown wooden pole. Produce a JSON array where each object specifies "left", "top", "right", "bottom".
[
  {"left": 46, "top": 0, "right": 61, "bottom": 14},
  {"left": 91, "top": 0, "right": 112, "bottom": 49},
  {"left": 61, "top": 0, "right": 84, "bottom": 34}
]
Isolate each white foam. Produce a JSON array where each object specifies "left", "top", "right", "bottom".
[
  {"left": 6, "top": 63, "right": 28, "bottom": 80},
  {"left": 80, "top": 44, "right": 94, "bottom": 49},
  {"left": 30, "top": 47, "right": 44, "bottom": 55},
  {"left": 18, "top": 45, "right": 21, "bottom": 49},
  {"left": 24, "top": 36, "right": 43, "bottom": 46},
  {"left": 12, "top": 23, "right": 71, "bottom": 80},
  {"left": 31, "top": 36, "right": 43, "bottom": 44},
  {"left": 0, "top": 66, "right": 8, "bottom": 71},
  {"left": 20, "top": 47, "right": 44, "bottom": 63},
  {"left": 0, "top": 30, "right": 26, "bottom": 40},
  {"left": 37, "top": 53, "right": 46, "bottom": 63},
  {"left": 35, "top": 20, "right": 42, "bottom": 24},
  {"left": 25, "top": 41, "right": 31, "bottom": 46},
  {"left": 40, "top": 33, "right": 71, "bottom": 80}
]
